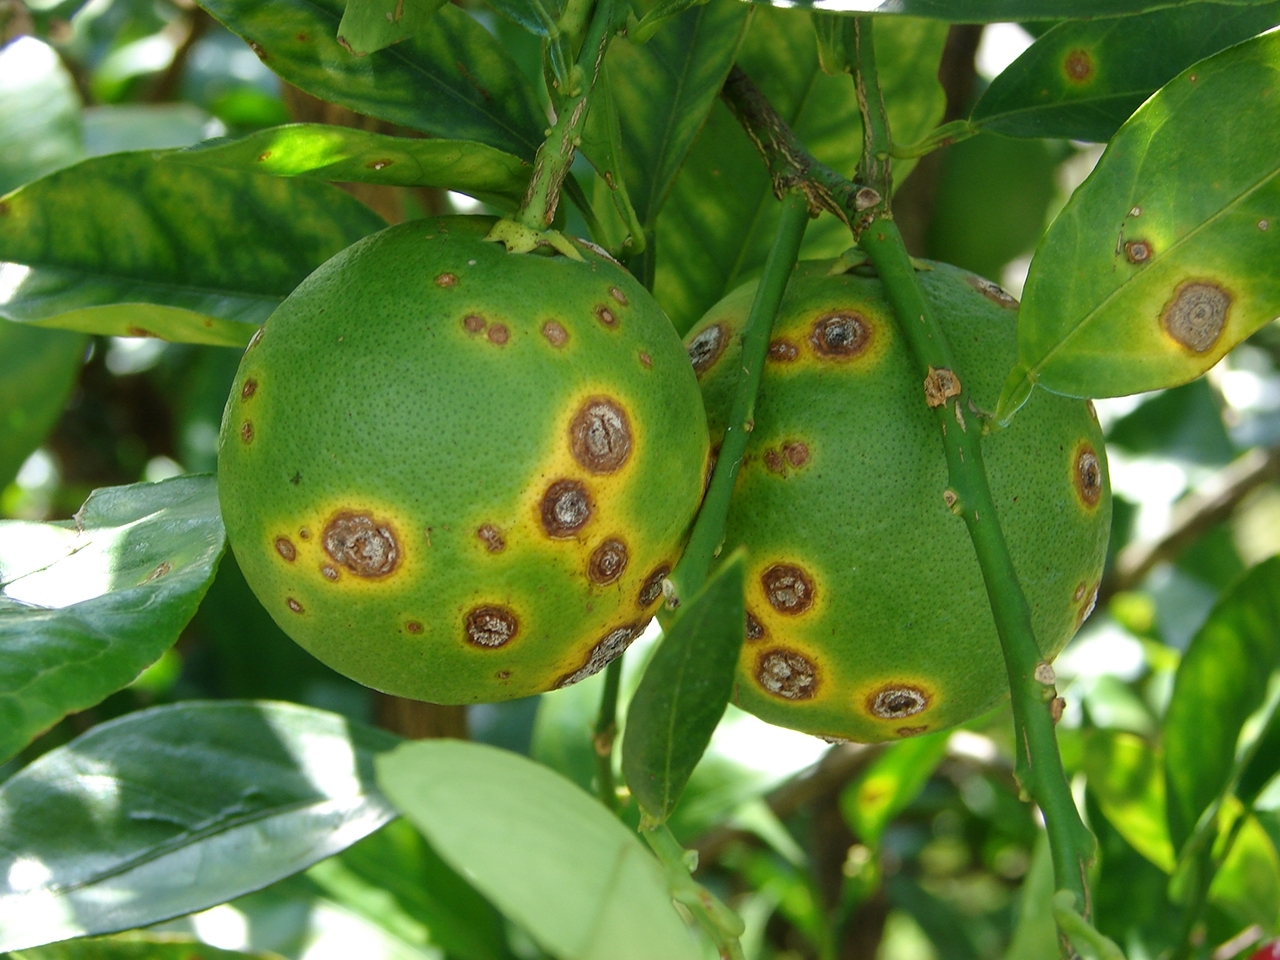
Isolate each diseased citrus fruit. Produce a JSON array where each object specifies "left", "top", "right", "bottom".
[
  {"left": 684, "top": 260, "right": 1110, "bottom": 743},
  {"left": 217, "top": 216, "right": 709, "bottom": 704}
]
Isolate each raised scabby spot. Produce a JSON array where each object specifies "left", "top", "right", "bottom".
[
  {"left": 638, "top": 564, "right": 670, "bottom": 609},
  {"left": 540, "top": 479, "right": 593, "bottom": 538},
  {"left": 240, "top": 421, "right": 254, "bottom": 444},
  {"left": 768, "top": 339, "right": 799, "bottom": 362},
  {"left": 588, "top": 538, "right": 629, "bottom": 585},
  {"left": 323, "top": 512, "right": 400, "bottom": 578},
  {"left": 609, "top": 287, "right": 628, "bottom": 306},
  {"left": 756, "top": 649, "right": 817, "bottom": 700},
  {"left": 287, "top": 597, "right": 304, "bottom": 614},
  {"left": 556, "top": 623, "right": 642, "bottom": 688},
  {"left": 1124, "top": 240, "right": 1153, "bottom": 264},
  {"left": 1064, "top": 47, "right": 1094, "bottom": 82},
  {"left": 1162, "top": 281, "right": 1231, "bottom": 354},
  {"left": 476, "top": 524, "right": 505, "bottom": 553},
  {"left": 241, "top": 378, "right": 258, "bottom": 400},
  {"left": 783, "top": 442, "right": 810, "bottom": 467},
  {"left": 463, "top": 314, "right": 486, "bottom": 334},
  {"left": 868, "top": 685, "right": 929, "bottom": 720},
  {"left": 274, "top": 537, "right": 296, "bottom": 562},
  {"left": 465, "top": 605, "right": 519, "bottom": 648},
  {"left": 745, "top": 611, "right": 765, "bottom": 642},
  {"left": 762, "top": 563, "right": 815, "bottom": 615},
  {"left": 810, "top": 312, "right": 870, "bottom": 359},
  {"left": 487, "top": 324, "right": 509, "bottom": 345},
  {"left": 405, "top": 620, "right": 424, "bottom": 634},
  {"left": 570, "top": 397, "right": 632, "bottom": 474},
  {"left": 1074, "top": 443, "right": 1103, "bottom": 508},
  {"left": 687, "top": 324, "right": 727, "bottom": 376},
  {"left": 542, "top": 320, "right": 568, "bottom": 346},
  {"left": 965, "top": 274, "right": 1018, "bottom": 309},
  {"left": 435, "top": 273, "right": 458, "bottom": 288},
  {"left": 594, "top": 305, "right": 618, "bottom": 328}
]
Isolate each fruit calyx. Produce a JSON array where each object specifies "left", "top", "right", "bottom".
[{"left": 485, "top": 218, "right": 584, "bottom": 260}]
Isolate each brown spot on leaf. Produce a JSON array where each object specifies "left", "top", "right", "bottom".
[
  {"left": 570, "top": 398, "right": 632, "bottom": 474},
  {"left": 924, "top": 367, "right": 961, "bottom": 408},
  {"left": 868, "top": 685, "right": 929, "bottom": 719},
  {"left": 435, "top": 273, "right": 458, "bottom": 288},
  {"left": 1064, "top": 48, "right": 1094, "bottom": 82},
  {"left": 762, "top": 563, "right": 814, "bottom": 615},
  {"left": 542, "top": 320, "right": 567, "bottom": 346},
  {"left": 275, "top": 537, "right": 296, "bottom": 562},
  {"left": 241, "top": 378, "right": 258, "bottom": 400},
  {"left": 365, "top": 158, "right": 394, "bottom": 170},
  {"left": 465, "top": 606, "right": 519, "bottom": 648},
  {"left": 687, "top": 324, "right": 727, "bottom": 375},
  {"left": 540, "top": 479, "right": 592, "bottom": 537},
  {"left": 476, "top": 524, "right": 505, "bottom": 553},
  {"left": 768, "top": 338, "right": 799, "bottom": 362},
  {"left": 1125, "top": 240, "right": 1153, "bottom": 264},
  {"left": 240, "top": 421, "right": 254, "bottom": 444},
  {"left": 1162, "top": 281, "right": 1230, "bottom": 353},
  {"left": 745, "top": 611, "right": 765, "bottom": 642},
  {"left": 463, "top": 314, "right": 485, "bottom": 333},
  {"left": 145, "top": 562, "right": 171, "bottom": 582},
  {"left": 756, "top": 649, "right": 817, "bottom": 700},
  {"left": 810, "top": 313, "right": 870, "bottom": 358},
  {"left": 638, "top": 564, "right": 670, "bottom": 608},
  {"left": 323, "top": 512, "right": 400, "bottom": 577},
  {"left": 587, "top": 538, "right": 629, "bottom": 585},
  {"left": 1074, "top": 444, "right": 1102, "bottom": 508},
  {"left": 487, "top": 324, "right": 509, "bottom": 345}
]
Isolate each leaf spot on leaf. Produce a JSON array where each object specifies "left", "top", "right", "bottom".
[
  {"left": 1063, "top": 48, "right": 1093, "bottom": 83},
  {"left": 1161, "top": 280, "right": 1230, "bottom": 353}
]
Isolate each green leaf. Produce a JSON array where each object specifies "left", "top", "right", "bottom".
[
  {"left": 195, "top": 0, "right": 546, "bottom": 159},
  {"left": 0, "top": 152, "right": 385, "bottom": 346},
  {"left": 622, "top": 552, "right": 745, "bottom": 824},
  {"left": 740, "top": 0, "right": 1271, "bottom": 21},
  {"left": 998, "top": 31, "right": 1280, "bottom": 418},
  {"left": 1083, "top": 730, "right": 1175, "bottom": 873},
  {"left": 0, "top": 322, "right": 84, "bottom": 490},
  {"left": 82, "top": 104, "right": 218, "bottom": 156},
  {"left": 12, "top": 933, "right": 285, "bottom": 960},
  {"left": 0, "top": 37, "right": 83, "bottom": 195},
  {"left": 377, "top": 739, "right": 701, "bottom": 960},
  {"left": 1210, "top": 808, "right": 1280, "bottom": 931},
  {"left": 839, "top": 731, "right": 950, "bottom": 849},
  {"left": 586, "top": 0, "right": 748, "bottom": 232},
  {"left": 0, "top": 477, "right": 225, "bottom": 764},
  {"left": 580, "top": 68, "right": 644, "bottom": 254},
  {"left": 0, "top": 700, "right": 398, "bottom": 952},
  {"left": 653, "top": 10, "right": 946, "bottom": 333},
  {"left": 972, "top": 3, "right": 1280, "bottom": 141},
  {"left": 337, "top": 0, "right": 449, "bottom": 56},
  {"left": 175, "top": 124, "right": 531, "bottom": 208},
  {"left": 1001, "top": 834, "right": 1057, "bottom": 960},
  {"left": 307, "top": 819, "right": 515, "bottom": 960},
  {"left": 1163, "top": 556, "right": 1280, "bottom": 850}
]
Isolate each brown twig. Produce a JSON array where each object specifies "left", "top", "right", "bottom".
[
  {"left": 1100, "top": 444, "right": 1280, "bottom": 605},
  {"left": 148, "top": 7, "right": 212, "bottom": 103}
]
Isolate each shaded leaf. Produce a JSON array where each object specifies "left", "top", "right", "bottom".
[
  {"left": 0, "top": 321, "right": 85, "bottom": 491},
  {"left": 13, "top": 933, "right": 285, "bottom": 960},
  {"left": 1210, "top": 808, "right": 1280, "bottom": 931},
  {"left": 0, "top": 37, "right": 83, "bottom": 195},
  {"left": 377, "top": 739, "right": 700, "bottom": 960},
  {"left": 337, "top": 0, "right": 449, "bottom": 56},
  {"left": 1163, "top": 556, "right": 1280, "bottom": 849},
  {"left": 0, "top": 152, "right": 385, "bottom": 346},
  {"left": 0, "top": 700, "right": 398, "bottom": 952},
  {"left": 740, "top": 0, "right": 1270, "bottom": 20},
  {"left": 176, "top": 124, "right": 531, "bottom": 207},
  {"left": 973, "top": 2, "right": 1280, "bottom": 141},
  {"left": 195, "top": 0, "right": 545, "bottom": 159},
  {"left": 622, "top": 552, "right": 745, "bottom": 824},
  {"left": 580, "top": 67, "right": 644, "bottom": 254},
  {"left": 1083, "top": 730, "right": 1175, "bottom": 872},
  {"left": 654, "top": 10, "right": 946, "bottom": 333},
  {"left": 0, "top": 477, "right": 225, "bottom": 764},
  {"left": 839, "top": 731, "right": 949, "bottom": 849},
  {"left": 998, "top": 31, "right": 1280, "bottom": 417}
]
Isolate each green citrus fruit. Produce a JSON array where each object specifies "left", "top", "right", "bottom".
[
  {"left": 684, "top": 260, "right": 1110, "bottom": 742},
  {"left": 217, "top": 216, "right": 709, "bottom": 704}
]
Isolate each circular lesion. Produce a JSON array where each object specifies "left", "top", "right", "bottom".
[
  {"left": 809, "top": 312, "right": 871, "bottom": 359},
  {"left": 323, "top": 511, "right": 400, "bottom": 578},
  {"left": 637, "top": 564, "right": 670, "bottom": 608},
  {"left": 687, "top": 323, "right": 727, "bottom": 376},
  {"left": 1161, "top": 280, "right": 1231, "bottom": 354},
  {"left": 755, "top": 648, "right": 818, "bottom": 700},
  {"left": 540, "top": 479, "right": 593, "bottom": 538},
  {"left": 570, "top": 398, "right": 632, "bottom": 474},
  {"left": 465, "top": 605, "right": 520, "bottom": 648},
  {"left": 1073, "top": 443, "right": 1103, "bottom": 508},
  {"left": 867, "top": 684, "right": 930, "bottom": 720},
  {"left": 588, "top": 538, "right": 629, "bottom": 585},
  {"left": 761, "top": 563, "right": 815, "bottom": 615}
]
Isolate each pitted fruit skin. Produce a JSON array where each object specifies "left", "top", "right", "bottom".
[
  {"left": 218, "top": 216, "right": 709, "bottom": 704},
  {"left": 685, "top": 260, "right": 1110, "bottom": 743}
]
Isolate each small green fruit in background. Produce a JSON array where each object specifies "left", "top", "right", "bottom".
[
  {"left": 685, "top": 260, "right": 1110, "bottom": 743},
  {"left": 218, "top": 216, "right": 709, "bottom": 704}
]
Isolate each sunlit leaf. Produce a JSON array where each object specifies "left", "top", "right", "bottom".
[
  {"left": 1083, "top": 730, "right": 1175, "bottom": 872},
  {"left": 0, "top": 37, "right": 82, "bottom": 194},
  {"left": 377, "top": 739, "right": 701, "bottom": 960},
  {"left": 840, "top": 731, "right": 949, "bottom": 849},
  {"left": 998, "top": 31, "right": 1280, "bottom": 419},
  {"left": 973, "top": 3, "right": 1280, "bottom": 141},
  {"left": 1210, "top": 807, "right": 1280, "bottom": 931},
  {"left": 12, "top": 933, "right": 284, "bottom": 960},
  {"left": 0, "top": 152, "right": 385, "bottom": 345},
  {"left": 741, "top": 0, "right": 1269, "bottom": 20},
  {"left": 0, "top": 701, "right": 398, "bottom": 952},
  {"left": 0, "top": 477, "right": 225, "bottom": 764},
  {"left": 336, "top": 0, "right": 449, "bottom": 56}
]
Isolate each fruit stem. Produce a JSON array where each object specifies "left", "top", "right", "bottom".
[
  {"left": 516, "top": 0, "right": 616, "bottom": 232},
  {"left": 666, "top": 191, "right": 810, "bottom": 604},
  {"left": 592, "top": 656, "right": 623, "bottom": 813},
  {"left": 642, "top": 822, "right": 747, "bottom": 960},
  {"left": 851, "top": 15, "right": 1103, "bottom": 932}
]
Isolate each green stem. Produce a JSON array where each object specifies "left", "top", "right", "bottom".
[
  {"left": 592, "top": 656, "right": 623, "bottom": 813},
  {"left": 516, "top": 0, "right": 614, "bottom": 232},
  {"left": 666, "top": 191, "right": 810, "bottom": 604},
  {"left": 851, "top": 16, "right": 1098, "bottom": 920},
  {"left": 643, "top": 823, "right": 746, "bottom": 960}
]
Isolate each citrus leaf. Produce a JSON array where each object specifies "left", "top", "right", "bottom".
[
  {"left": 194, "top": 0, "right": 546, "bottom": 160},
  {"left": 997, "top": 31, "right": 1280, "bottom": 418},
  {"left": 654, "top": 10, "right": 946, "bottom": 333},
  {"left": 741, "top": 0, "right": 1270, "bottom": 20},
  {"left": 377, "top": 740, "right": 701, "bottom": 960},
  {"left": 175, "top": 124, "right": 531, "bottom": 207},
  {"left": 622, "top": 552, "right": 745, "bottom": 824},
  {"left": 1083, "top": 730, "right": 1175, "bottom": 873},
  {"left": 973, "top": 3, "right": 1280, "bottom": 142},
  {"left": 0, "top": 322, "right": 85, "bottom": 490},
  {"left": 0, "top": 476, "right": 225, "bottom": 765},
  {"left": 1210, "top": 810, "right": 1280, "bottom": 931},
  {"left": 839, "top": 731, "right": 949, "bottom": 849},
  {"left": 12, "top": 933, "right": 285, "bottom": 960},
  {"left": 336, "top": 0, "right": 449, "bottom": 56},
  {"left": 0, "top": 700, "right": 398, "bottom": 953},
  {"left": 0, "top": 152, "right": 385, "bottom": 346},
  {"left": 0, "top": 37, "right": 83, "bottom": 195},
  {"left": 1163, "top": 556, "right": 1280, "bottom": 850}
]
